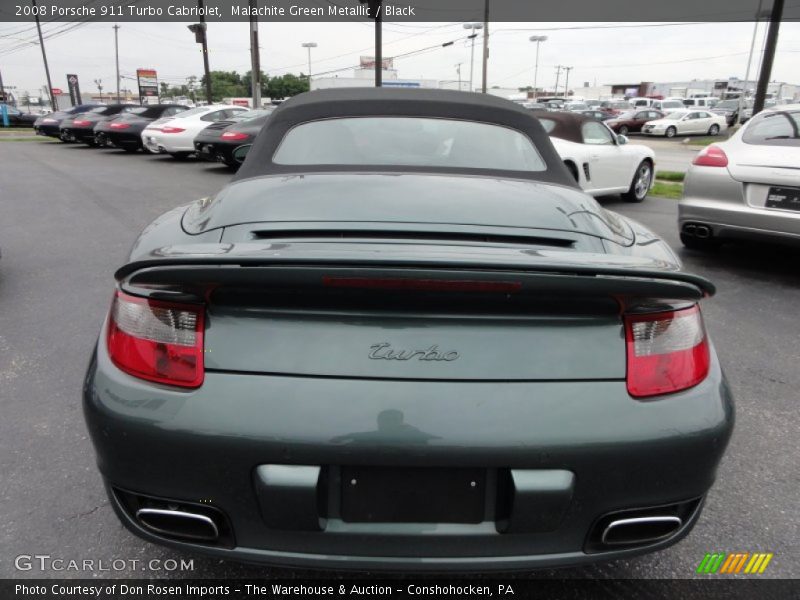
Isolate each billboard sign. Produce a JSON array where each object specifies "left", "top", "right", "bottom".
[
  {"left": 136, "top": 68, "right": 159, "bottom": 104},
  {"left": 359, "top": 56, "right": 394, "bottom": 70}
]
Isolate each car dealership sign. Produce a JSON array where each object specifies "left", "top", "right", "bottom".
[{"left": 136, "top": 68, "right": 159, "bottom": 103}]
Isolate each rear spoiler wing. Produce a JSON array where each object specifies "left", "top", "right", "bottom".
[{"left": 116, "top": 242, "right": 715, "bottom": 301}]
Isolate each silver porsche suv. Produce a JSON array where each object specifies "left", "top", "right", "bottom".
[{"left": 679, "top": 104, "right": 800, "bottom": 249}]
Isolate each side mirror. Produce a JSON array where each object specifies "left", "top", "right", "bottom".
[
  {"left": 617, "top": 134, "right": 628, "bottom": 145},
  {"left": 232, "top": 144, "right": 252, "bottom": 165}
]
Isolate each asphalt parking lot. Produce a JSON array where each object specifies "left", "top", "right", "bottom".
[{"left": 0, "top": 140, "right": 798, "bottom": 580}]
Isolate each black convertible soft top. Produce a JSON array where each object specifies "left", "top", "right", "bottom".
[{"left": 233, "top": 87, "right": 577, "bottom": 187}]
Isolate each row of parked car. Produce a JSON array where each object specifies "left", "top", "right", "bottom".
[
  {"left": 30, "top": 97, "right": 663, "bottom": 205},
  {"left": 518, "top": 95, "right": 799, "bottom": 138},
  {"left": 32, "top": 102, "right": 269, "bottom": 168}
]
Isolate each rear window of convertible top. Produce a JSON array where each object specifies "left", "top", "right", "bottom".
[{"left": 272, "top": 117, "right": 547, "bottom": 172}]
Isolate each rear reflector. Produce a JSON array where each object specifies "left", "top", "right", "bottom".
[
  {"left": 110, "top": 122, "right": 131, "bottom": 129},
  {"left": 625, "top": 305, "right": 710, "bottom": 398},
  {"left": 322, "top": 276, "right": 522, "bottom": 293},
  {"left": 107, "top": 291, "right": 204, "bottom": 388},
  {"left": 220, "top": 131, "right": 249, "bottom": 141},
  {"left": 693, "top": 145, "right": 728, "bottom": 167}
]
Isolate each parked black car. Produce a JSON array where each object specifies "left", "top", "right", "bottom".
[
  {"left": 193, "top": 109, "right": 273, "bottom": 167},
  {"left": 59, "top": 104, "right": 138, "bottom": 145},
  {"left": 94, "top": 104, "right": 189, "bottom": 152},
  {"left": 0, "top": 104, "right": 38, "bottom": 127},
  {"left": 712, "top": 99, "right": 753, "bottom": 127},
  {"left": 33, "top": 104, "right": 102, "bottom": 138}
]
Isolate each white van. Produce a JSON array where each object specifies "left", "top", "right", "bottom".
[
  {"left": 630, "top": 97, "right": 655, "bottom": 108},
  {"left": 683, "top": 97, "right": 719, "bottom": 109},
  {"left": 651, "top": 99, "right": 686, "bottom": 112}
]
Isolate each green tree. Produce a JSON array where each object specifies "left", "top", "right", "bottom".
[
  {"left": 265, "top": 73, "right": 309, "bottom": 100},
  {"left": 241, "top": 70, "right": 269, "bottom": 97},
  {"left": 159, "top": 81, "right": 169, "bottom": 96},
  {"left": 200, "top": 71, "right": 247, "bottom": 102}
]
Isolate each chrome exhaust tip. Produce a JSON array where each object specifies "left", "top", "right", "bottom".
[
  {"left": 694, "top": 225, "right": 712, "bottom": 239},
  {"left": 136, "top": 507, "right": 220, "bottom": 542},
  {"left": 601, "top": 515, "right": 682, "bottom": 546}
]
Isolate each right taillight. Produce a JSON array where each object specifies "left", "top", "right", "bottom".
[
  {"left": 107, "top": 291, "right": 204, "bottom": 388},
  {"left": 693, "top": 144, "right": 728, "bottom": 167},
  {"left": 110, "top": 122, "right": 131, "bottom": 129},
  {"left": 625, "top": 305, "right": 710, "bottom": 398}
]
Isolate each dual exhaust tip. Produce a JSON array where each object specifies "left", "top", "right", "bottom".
[
  {"left": 683, "top": 223, "right": 713, "bottom": 239},
  {"left": 136, "top": 507, "right": 220, "bottom": 542},
  {"left": 601, "top": 515, "right": 683, "bottom": 546}
]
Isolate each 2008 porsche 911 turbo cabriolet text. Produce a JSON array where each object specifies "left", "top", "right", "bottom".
[{"left": 83, "top": 89, "right": 733, "bottom": 571}]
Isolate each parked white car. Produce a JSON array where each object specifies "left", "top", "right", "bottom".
[
  {"left": 642, "top": 109, "right": 728, "bottom": 138},
  {"left": 141, "top": 105, "right": 249, "bottom": 158},
  {"left": 538, "top": 112, "right": 656, "bottom": 202}
]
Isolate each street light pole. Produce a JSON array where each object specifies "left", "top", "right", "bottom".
[
  {"left": 301, "top": 42, "right": 317, "bottom": 91},
  {"left": 463, "top": 23, "right": 483, "bottom": 93},
  {"left": 94, "top": 78, "right": 103, "bottom": 103},
  {"left": 529, "top": 35, "right": 547, "bottom": 100}
]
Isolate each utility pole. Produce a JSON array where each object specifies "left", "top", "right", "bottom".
[
  {"left": 753, "top": 0, "right": 783, "bottom": 116},
  {"left": 455, "top": 63, "right": 463, "bottom": 91},
  {"left": 562, "top": 66, "right": 573, "bottom": 99},
  {"left": 249, "top": 0, "right": 261, "bottom": 108},
  {"left": 32, "top": 0, "right": 57, "bottom": 111},
  {"left": 374, "top": 4, "right": 382, "bottom": 86},
  {"left": 463, "top": 23, "right": 483, "bottom": 93},
  {"left": 553, "top": 65, "right": 562, "bottom": 98},
  {"left": 0, "top": 69, "right": 6, "bottom": 105},
  {"left": 529, "top": 35, "right": 547, "bottom": 100},
  {"left": 113, "top": 24, "right": 121, "bottom": 103},
  {"left": 481, "top": 0, "right": 489, "bottom": 93}
]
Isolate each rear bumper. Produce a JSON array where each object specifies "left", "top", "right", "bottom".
[
  {"left": 105, "top": 131, "right": 142, "bottom": 148},
  {"left": 60, "top": 126, "right": 94, "bottom": 141},
  {"left": 35, "top": 124, "right": 60, "bottom": 137},
  {"left": 194, "top": 141, "right": 236, "bottom": 164},
  {"left": 84, "top": 335, "right": 734, "bottom": 570},
  {"left": 680, "top": 172, "right": 800, "bottom": 245}
]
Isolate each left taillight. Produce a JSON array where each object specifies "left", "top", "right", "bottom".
[
  {"left": 692, "top": 144, "right": 728, "bottom": 167},
  {"left": 220, "top": 131, "right": 249, "bottom": 141},
  {"left": 107, "top": 291, "right": 204, "bottom": 388},
  {"left": 110, "top": 122, "right": 130, "bottom": 129},
  {"left": 625, "top": 305, "right": 710, "bottom": 398},
  {"left": 73, "top": 119, "right": 92, "bottom": 126},
  {"left": 161, "top": 126, "right": 185, "bottom": 134}
]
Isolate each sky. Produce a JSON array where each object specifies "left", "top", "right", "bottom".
[{"left": 1, "top": 20, "right": 799, "bottom": 98}]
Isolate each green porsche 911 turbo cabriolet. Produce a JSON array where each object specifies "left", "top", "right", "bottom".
[{"left": 83, "top": 88, "right": 733, "bottom": 571}]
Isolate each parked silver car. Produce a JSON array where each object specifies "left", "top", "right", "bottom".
[{"left": 679, "top": 104, "right": 800, "bottom": 249}]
